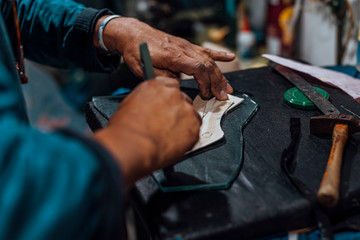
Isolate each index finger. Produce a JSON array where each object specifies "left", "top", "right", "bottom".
[
  {"left": 155, "top": 54, "right": 213, "bottom": 98},
  {"left": 198, "top": 47, "right": 236, "bottom": 61}
]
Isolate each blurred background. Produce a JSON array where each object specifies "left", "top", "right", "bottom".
[
  {"left": 21, "top": 1, "right": 359, "bottom": 239},
  {"left": 74, "top": 0, "right": 359, "bottom": 66},
  {"left": 23, "top": 0, "right": 360, "bottom": 134}
]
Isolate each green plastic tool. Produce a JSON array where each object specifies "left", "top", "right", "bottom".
[{"left": 284, "top": 87, "right": 330, "bottom": 110}]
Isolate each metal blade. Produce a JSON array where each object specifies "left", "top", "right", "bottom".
[
  {"left": 271, "top": 63, "right": 340, "bottom": 115},
  {"left": 140, "top": 42, "right": 155, "bottom": 80}
]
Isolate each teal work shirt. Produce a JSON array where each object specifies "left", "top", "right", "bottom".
[{"left": 0, "top": 0, "right": 124, "bottom": 239}]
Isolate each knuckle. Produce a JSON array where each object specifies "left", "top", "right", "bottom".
[
  {"left": 221, "top": 76, "right": 228, "bottom": 83},
  {"left": 167, "top": 50, "right": 179, "bottom": 60},
  {"left": 177, "top": 53, "right": 183, "bottom": 59},
  {"left": 212, "top": 79, "right": 221, "bottom": 90},
  {"left": 204, "top": 62, "right": 214, "bottom": 72},
  {"left": 175, "top": 36, "right": 190, "bottom": 46},
  {"left": 202, "top": 48, "right": 212, "bottom": 55},
  {"left": 194, "top": 61, "right": 206, "bottom": 72},
  {"left": 164, "top": 36, "right": 171, "bottom": 43},
  {"left": 202, "top": 48, "right": 213, "bottom": 56}
]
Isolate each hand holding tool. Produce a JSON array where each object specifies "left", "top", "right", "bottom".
[{"left": 310, "top": 114, "right": 360, "bottom": 207}]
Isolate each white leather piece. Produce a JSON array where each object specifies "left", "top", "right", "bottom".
[{"left": 188, "top": 94, "right": 244, "bottom": 153}]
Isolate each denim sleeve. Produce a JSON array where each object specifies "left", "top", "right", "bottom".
[{"left": 16, "top": 0, "right": 120, "bottom": 72}]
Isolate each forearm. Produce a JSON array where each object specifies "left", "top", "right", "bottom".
[{"left": 12, "top": 0, "right": 119, "bottom": 72}]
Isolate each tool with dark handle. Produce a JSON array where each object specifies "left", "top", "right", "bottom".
[
  {"left": 271, "top": 62, "right": 360, "bottom": 208},
  {"left": 140, "top": 42, "right": 155, "bottom": 80}
]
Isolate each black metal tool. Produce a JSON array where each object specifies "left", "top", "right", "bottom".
[
  {"left": 140, "top": 42, "right": 155, "bottom": 80},
  {"left": 271, "top": 62, "right": 340, "bottom": 115}
]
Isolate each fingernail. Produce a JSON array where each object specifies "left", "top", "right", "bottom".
[
  {"left": 226, "top": 83, "right": 233, "bottom": 93},
  {"left": 220, "top": 90, "right": 228, "bottom": 100},
  {"left": 226, "top": 52, "right": 235, "bottom": 57}
]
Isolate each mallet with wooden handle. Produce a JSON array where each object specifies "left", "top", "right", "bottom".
[{"left": 310, "top": 114, "right": 360, "bottom": 208}]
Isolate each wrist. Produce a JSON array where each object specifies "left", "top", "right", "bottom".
[
  {"left": 92, "top": 126, "right": 157, "bottom": 189},
  {"left": 93, "top": 14, "right": 121, "bottom": 54},
  {"left": 93, "top": 16, "right": 143, "bottom": 55}
]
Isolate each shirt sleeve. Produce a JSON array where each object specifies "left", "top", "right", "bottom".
[
  {"left": 0, "top": 120, "right": 125, "bottom": 240},
  {"left": 16, "top": 0, "right": 120, "bottom": 72},
  {"left": 0, "top": 8, "right": 125, "bottom": 239}
]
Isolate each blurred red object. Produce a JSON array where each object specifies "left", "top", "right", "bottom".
[{"left": 266, "top": 0, "right": 295, "bottom": 58}]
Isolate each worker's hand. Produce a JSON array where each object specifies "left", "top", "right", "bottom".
[
  {"left": 93, "top": 77, "right": 201, "bottom": 189},
  {"left": 94, "top": 16, "right": 235, "bottom": 100}
]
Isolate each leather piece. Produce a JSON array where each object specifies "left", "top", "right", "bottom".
[
  {"left": 87, "top": 91, "right": 258, "bottom": 192},
  {"left": 153, "top": 93, "right": 257, "bottom": 192},
  {"left": 189, "top": 94, "right": 244, "bottom": 153}
]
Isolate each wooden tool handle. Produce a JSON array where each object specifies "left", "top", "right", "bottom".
[{"left": 318, "top": 124, "right": 349, "bottom": 208}]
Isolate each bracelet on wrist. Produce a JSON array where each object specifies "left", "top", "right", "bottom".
[{"left": 98, "top": 15, "right": 121, "bottom": 53}]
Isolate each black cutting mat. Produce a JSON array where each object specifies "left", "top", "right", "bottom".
[
  {"left": 85, "top": 66, "right": 360, "bottom": 239},
  {"left": 87, "top": 90, "right": 258, "bottom": 192}
]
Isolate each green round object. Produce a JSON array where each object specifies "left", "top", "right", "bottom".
[{"left": 283, "top": 87, "right": 330, "bottom": 110}]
